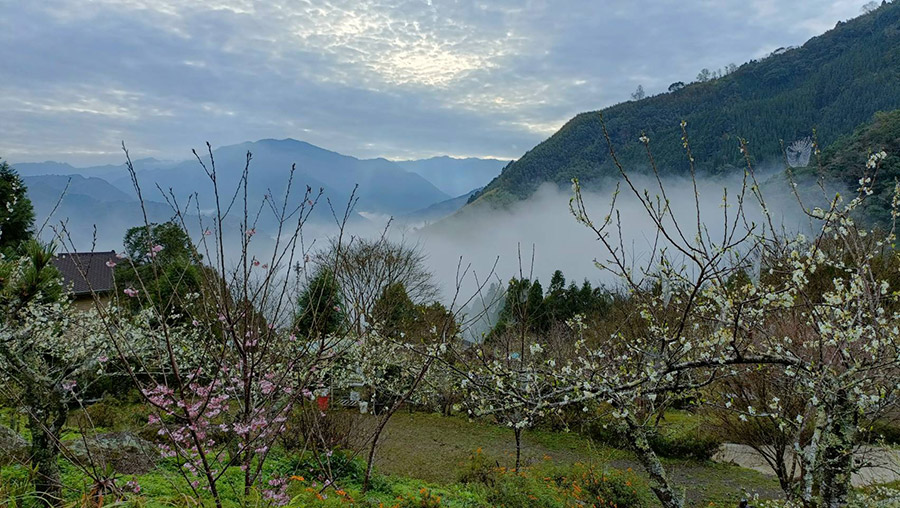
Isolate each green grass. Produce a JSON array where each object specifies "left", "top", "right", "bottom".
[
  {"left": 0, "top": 407, "right": 793, "bottom": 507},
  {"left": 373, "top": 412, "right": 629, "bottom": 484},
  {"left": 375, "top": 411, "right": 781, "bottom": 506}
]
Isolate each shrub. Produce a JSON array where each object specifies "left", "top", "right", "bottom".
[
  {"left": 485, "top": 472, "right": 565, "bottom": 508},
  {"left": 69, "top": 398, "right": 124, "bottom": 431},
  {"left": 860, "top": 420, "right": 900, "bottom": 446},
  {"left": 553, "top": 464, "right": 650, "bottom": 508},
  {"left": 288, "top": 449, "right": 389, "bottom": 493},
  {"left": 395, "top": 488, "right": 444, "bottom": 508},
  {"left": 457, "top": 450, "right": 563, "bottom": 507},
  {"left": 0, "top": 464, "right": 36, "bottom": 507},
  {"left": 457, "top": 451, "right": 647, "bottom": 508},
  {"left": 68, "top": 395, "right": 151, "bottom": 433},
  {"left": 585, "top": 420, "right": 627, "bottom": 448},
  {"left": 78, "top": 369, "right": 137, "bottom": 402},
  {"left": 280, "top": 406, "right": 370, "bottom": 453},
  {"left": 648, "top": 429, "right": 721, "bottom": 461},
  {"left": 294, "top": 449, "right": 365, "bottom": 484},
  {"left": 585, "top": 417, "right": 721, "bottom": 461},
  {"left": 457, "top": 448, "right": 497, "bottom": 487}
]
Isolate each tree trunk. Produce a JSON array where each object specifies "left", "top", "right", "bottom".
[
  {"left": 243, "top": 448, "right": 253, "bottom": 497},
  {"left": 362, "top": 358, "right": 435, "bottom": 493},
  {"left": 514, "top": 427, "right": 522, "bottom": 471},
  {"left": 801, "top": 407, "right": 827, "bottom": 507},
  {"left": 623, "top": 413, "right": 683, "bottom": 508},
  {"left": 362, "top": 420, "right": 384, "bottom": 493},
  {"left": 820, "top": 396, "right": 856, "bottom": 508},
  {"left": 28, "top": 402, "right": 67, "bottom": 507},
  {"left": 774, "top": 458, "right": 793, "bottom": 499},
  {"left": 820, "top": 440, "right": 853, "bottom": 508},
  {"left": 757, "top": 441, "right": 794, "bottom": 499}
]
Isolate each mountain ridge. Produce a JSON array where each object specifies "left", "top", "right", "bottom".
[
  {"left": 11, "top": 139, "right": 506, "bottom": 249},
  {"left": 469, "top": 1, "right": 900, "bottom": 207},
  {"left": 12, "top": 139, "right": 507, "bottom": 210}
]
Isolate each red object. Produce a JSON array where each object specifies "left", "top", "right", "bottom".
[{"left": 316, "top": 395, "right": 329, "bottom": 411}]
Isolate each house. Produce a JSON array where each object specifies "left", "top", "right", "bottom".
[{"left": 52, "top": 251, "right": 118, "bottom": 310}]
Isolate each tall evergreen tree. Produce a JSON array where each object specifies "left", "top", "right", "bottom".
[
  {"left": 544, "top": 270, "right": 568, "bottom": 321},
  {"left": 295, "top": 268, "right": 346, "bottom": 340},
  {"left": 0, "top": 160, "right": 35, "bottom": 253},
  {"left": 490, "top": 277, "right": 547, "bottom": 340},
  {"left": 371, "top": 282, "right": 416, "bottom": 339}
]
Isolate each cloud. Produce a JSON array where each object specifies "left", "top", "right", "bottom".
[
  {"left": 411, "top": 166, "right": 836, "bottom": 304},
  {"left": 0, "top": 0, "right": 866, "bottom": 165}
]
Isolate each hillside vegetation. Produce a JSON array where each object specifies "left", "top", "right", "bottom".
[
  {"left": 471, "top": 1, "right": 900, "bottom": 205},
  {"left": 817, "top": 109, "right": 900, "bottom": 225}
]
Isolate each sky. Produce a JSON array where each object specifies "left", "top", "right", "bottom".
[{"left": 0, "top": 0, "right": 868, "bottom": 166}]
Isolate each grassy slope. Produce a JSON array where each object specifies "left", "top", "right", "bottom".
[
  {"left": 375, "top": 412, "right": 782, "bottom": 506},
  {"left": 2, "top": 407, "right": 783, "bottom": 507}
]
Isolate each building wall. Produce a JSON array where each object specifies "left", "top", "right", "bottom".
[{"left": 73, "top": 294, "right": 111, "bottom": 312}]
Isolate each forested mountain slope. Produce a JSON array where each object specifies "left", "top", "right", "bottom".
[
  {"left": 816, "top": 109, "right": 900, "bottom": 225},
  {"left": 470, "top": 1, "right": 900, "bottom": 206}
]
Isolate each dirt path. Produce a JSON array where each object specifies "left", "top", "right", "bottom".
[{"left": 714, "top": 443, "right": 900, "bottom": 487}]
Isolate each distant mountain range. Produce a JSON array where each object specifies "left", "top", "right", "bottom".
[
  {"left": 394, "top": 157, "right": 509, "bottom": 197},
  {"left": 13, "top": 140, "right": 506, "bottom": 249},
  {"left": 23, "top": 173, "right": 179, "bottom": 250},
  {"left": 401, "top": 188, "right": 483, "bottom": 227},
  {"left": 469, "top": 1, "right": 900, "bottom": 206}
]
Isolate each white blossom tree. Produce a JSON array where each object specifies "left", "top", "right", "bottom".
[
  {"left": 0, "top": 241, "right": 120, "bottom": 505},
  {"left": 456, "top": 113, "right": 898, "bottom": 508}
]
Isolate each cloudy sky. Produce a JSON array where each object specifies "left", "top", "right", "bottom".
[{"left": 0, "top": 0, "right": 866, "bottom": 166}]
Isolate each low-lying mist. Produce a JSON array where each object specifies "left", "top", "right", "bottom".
[
  {"left": 39, "top": 162, "right": 843, "bottom": 313},
  {"left": 403, "top": 170, "right": 831, "bottom": 303}
]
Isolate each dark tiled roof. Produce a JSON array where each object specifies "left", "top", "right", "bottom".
[{"left": 52, "top": 251, "right": 117, "bottom": 296}]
